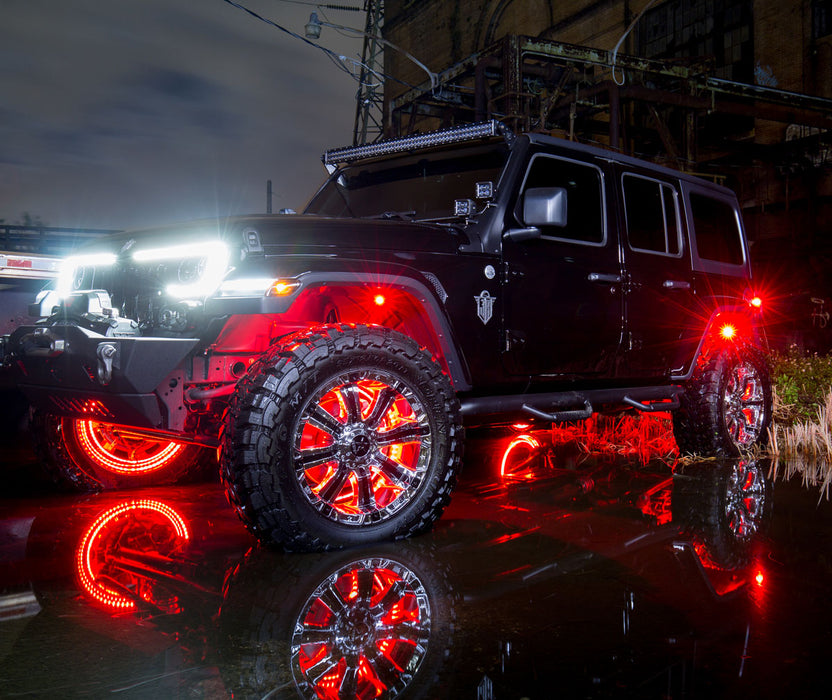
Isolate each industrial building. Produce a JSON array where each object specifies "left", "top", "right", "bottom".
[{"left": 347, "top": 1, "right": 832, "bottom": 341}]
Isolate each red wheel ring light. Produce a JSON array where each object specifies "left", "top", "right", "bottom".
[{"left": 76, "top": 499, "right": 190, "bottom": 610}]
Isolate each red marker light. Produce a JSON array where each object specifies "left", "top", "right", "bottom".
[
  {"left": 755, "top": 570, "right": 765, "bottom": 586},
  {"left": 374, "top": 294, "right": 386, "bottom": 306},
  {"left": 750, "top": 296, "right": 762, "bottom": 309},
  {"left": 720, "top": 324, "right": 737, "bottom": 340}
]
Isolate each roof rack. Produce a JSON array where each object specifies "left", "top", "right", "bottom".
[{"left": 323, "top": 120, "right": 510, "bottom": 165}]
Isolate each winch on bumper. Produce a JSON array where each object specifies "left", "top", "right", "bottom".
[{"left": 4, "top": 294, "right": 198, "bottom": 432}]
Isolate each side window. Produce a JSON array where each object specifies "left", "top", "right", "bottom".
[
  {"left": 519, "top": 154, "right": 605, "bottom": 245},
  {"left": 622, "top": 174, "right": 681, "bottom": 256},
  {"left": 689, "top": 192, "right": 744, "bottom": 265}
]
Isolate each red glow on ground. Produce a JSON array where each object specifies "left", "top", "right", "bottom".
[
  {"left": 74, "top": 420, "right": 186, "bottom": 475},
  {"left": 76, "top": 499, "right": 190, "bottom": 610},
  {"left": 500, "top": 434, "right": 541, "bottom": 479},
  {"left": 498, "top": 414, "right": 679, "bottom": 482}
]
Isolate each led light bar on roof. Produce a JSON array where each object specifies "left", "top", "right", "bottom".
[{"left": 323, "top": 120, "right": 507, "bottom": 165}]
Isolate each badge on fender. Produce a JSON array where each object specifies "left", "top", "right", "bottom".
[{"left": 475, "top": 290, "right": 494, "bottom": 325}]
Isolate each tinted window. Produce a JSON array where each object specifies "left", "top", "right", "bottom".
[
  {"left": 623, "top": 175, "right": 681, "bottom": 255},
  {"left": 520, "top": 155, "right": 604, "bottom": 244},
  {"left": 689, "top": 193, "right": 744, "bottom": 265},
  {"left": 305, "top": 144, "right": 508, "bottom": 220}
]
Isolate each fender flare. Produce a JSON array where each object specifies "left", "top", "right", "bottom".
[
  {"left": 289, "top": 271, "right": 472, "bottom": 391},
  {"left": 671, "top": 305, "right": 766, "bottom": 382}
]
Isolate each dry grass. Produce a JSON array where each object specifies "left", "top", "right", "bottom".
[
  {"left": 537, "top": 387, "right": 832, "bottom": 499},
  {"left": 769, "top": 387, "right": 832, "bottom": 500},
  {"left": 549, "top": 412, "right": 679, "bottom": 464}
]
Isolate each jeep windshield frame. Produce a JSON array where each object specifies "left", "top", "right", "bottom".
[{"left": 304, "top": 142, "right": 510, "bottom": 222}]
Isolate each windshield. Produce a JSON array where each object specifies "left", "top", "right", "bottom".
[{"left": 305, "top": 143, "right": 509, "bottom": 221}]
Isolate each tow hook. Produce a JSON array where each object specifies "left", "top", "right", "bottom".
[{"left": 97, "top": 343, "right": 117, "bottom": 385}]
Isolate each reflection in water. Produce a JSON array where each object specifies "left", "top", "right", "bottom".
[
  {"left": 291, "top": 557, "right": 432, "bottom": 699},
  {"left": 221, "top": 544, "right": 454, "bottom": 700},
  {"left": 76, "top": 499, "right": 191, "bottom": 611},
  {"left": 0, "top": 454, "right": 786, "bottom": 698},
  {"left": 673, "top": 460, "right": 770, "bottom": 571}
]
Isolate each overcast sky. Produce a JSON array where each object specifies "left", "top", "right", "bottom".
[{"left": 0, "top": 0, "right": 363, "bottom": 230}]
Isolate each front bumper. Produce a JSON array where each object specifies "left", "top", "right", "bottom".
[{"left": 4, "top": 323, "right": 198, "bottom": 430}]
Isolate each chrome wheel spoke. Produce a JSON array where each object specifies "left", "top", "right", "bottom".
[
  {"left": 376, "top": 454, "right": 411, "bottom": 488},
  {"left": 339, "top": 384, "right": 363, "bottom": 424},
  {"left": 297, "top": 444, "right": 339, "bottom": 469},
  {"left": 307, "top": 405, "right": 344, "bottom": 437},
  {"left": 364, "top": 386, "right": 398, "bottom": 429},
  {"left": 375, "top": 423, "right": 428, "bottom": 446},
  {"left": 318, "top": 466, "right": 351, "bottom": 503},
  {"left": 356, "top": 472, "right": 376, "bottom": 513}
]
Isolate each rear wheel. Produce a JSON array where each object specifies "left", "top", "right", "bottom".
[
  {"left": 673, "top": 346, "right": 771, "bottom": 456},
  {"left": 32, "top": 412, "right": 203, "bottom": 491},
  {"left": 221, "top": 325, "right": 463, "bottom": 551}
]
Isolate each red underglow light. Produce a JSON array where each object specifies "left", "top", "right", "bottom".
[
  {"left": 76, "top": 500, "right": 190, "bottom": 610},
  {"left": 374, "top": 293, "right": 386, "bottom": 306},
  {"left": 720, "top": 324, "right": 737, "bottom": 340},
  {"left": 74, "top": 420, "right": 186, "bottom": 474},
  {"left": 500, "top": 434, "right": 541, "bottom": 479},
  {"left": 511, "top": 422, "right": 532, "bottom": 431}
]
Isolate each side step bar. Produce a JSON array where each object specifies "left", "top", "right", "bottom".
[{"left": 460, "top": 385, "right": 682, "bottom": 423}]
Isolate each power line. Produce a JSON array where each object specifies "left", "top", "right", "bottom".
[
  {"left": 220, "top": 0, "right": 414, "bottom": 89},
  {"left": 275, "top": 0, "right": 361, "bottom": 10}
]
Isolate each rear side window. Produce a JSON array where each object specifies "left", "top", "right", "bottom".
[
  {"left": 519, "top": 154, "right": 605, "bottom": 245},
  {"left": 689, "top": 193, "right": 744, "bottom": 265},
  {"left": 622, "top": 174, "right": 681, "bottom": 256}
]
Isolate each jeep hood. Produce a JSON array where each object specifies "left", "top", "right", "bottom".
[{"left": 71, "top": 214, "right": 466, "bottom": 258}]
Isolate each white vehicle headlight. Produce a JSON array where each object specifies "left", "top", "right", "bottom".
[
  {"left": 55, "top": 252, "right": 118, "bottom": 299},
  {"left": 132, "top": 241, "right": 229, "bottom": 299}
]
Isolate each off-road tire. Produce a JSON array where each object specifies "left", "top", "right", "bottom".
[
  {"left": 220, "top": 324, "right": 463, "bottom": 552},
  {"left": 673, "top": 345, "right": 771, "bottom": 456},
  {"left": 31, "top": 411, "right": 204, "bottom": 492}
]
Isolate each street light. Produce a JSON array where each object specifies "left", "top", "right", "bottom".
[{"left": 304, "top": 12, "right": 438, "bottom": 90}]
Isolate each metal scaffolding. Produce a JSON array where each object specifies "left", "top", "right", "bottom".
[
  {"left": 353, "top": 0, "right": 385, "bottom": 145},
  {"left": 387, "top": 35, "right": 832, "bottom": 172}
]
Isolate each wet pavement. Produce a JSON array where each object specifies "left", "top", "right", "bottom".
[{"left": 2, "top": 431, "right": 832, "bottom": 699}]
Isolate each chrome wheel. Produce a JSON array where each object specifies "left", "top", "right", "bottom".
[
  {"left": 294, "top": 370, "right": 432, "bottom": 527},
  {"left": 291, "top": 557, "right": 432, "bottom": 699},
  {"left": 724, "top": 460, "right": 766, "bottom": 540},
  {"left": 722, "top": 360, "right": 767, "bottom": 448}
]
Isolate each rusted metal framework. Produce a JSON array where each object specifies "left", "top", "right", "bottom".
[
  {"left": 353, "top": 0, "right": 386, "bottom": 145},
  {"left": 388, "top": 35, "right": 832, "bottom": 171}
]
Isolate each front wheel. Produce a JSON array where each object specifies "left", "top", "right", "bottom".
[
  {"left": 32, "top": 412, "right": 204, "bottom": 491},
  {"left": 673, "top": 346, "right": 772, "bottom": 456},
  {"left": 221, "top": 325, "right": 463, "bottom": 551}
]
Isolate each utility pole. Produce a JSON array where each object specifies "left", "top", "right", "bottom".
[{"left": 353, "top": 0, "right": 385, "bottom": 145}]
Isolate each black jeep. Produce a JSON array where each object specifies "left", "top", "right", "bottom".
[{"left": 1, "top": 121, "right": 770, "bottom": 550}]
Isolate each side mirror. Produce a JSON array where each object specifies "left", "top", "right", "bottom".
[{"left": 523, "top": 187, "right": 568, "bottom": 228}]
